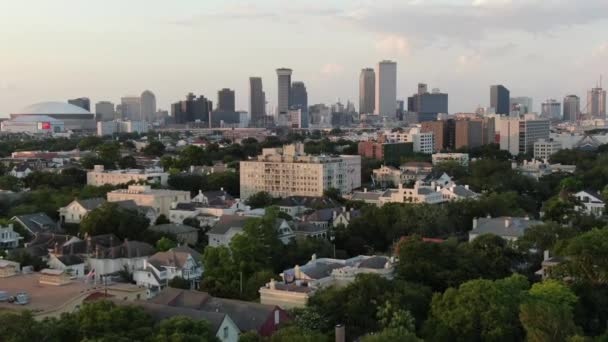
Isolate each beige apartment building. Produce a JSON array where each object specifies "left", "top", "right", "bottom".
[
  {"left": 240, "top": 143, "right": 361, "bottom": 200},
  {"left": 87, "top": 165, "right": 169, "bottom": 186},
  {"left": 107, "top": 185, "right": 190, "bottom": 216}
]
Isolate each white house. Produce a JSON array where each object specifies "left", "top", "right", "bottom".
[
  {"left": 58, "top": 198, "right": 106, "bottom": 224},
  {"left": 206, "top": 215, "right": 295, "bottom": 247},
  {"left": 134, "top": 246, "right": 203, "bottom": 297},
  {"left": 87, "top": 240, "right": 156, "bottom": 278},
  {"left": 9, "top": 164, "right": 33, "bottom": 179},
  {"left": 0, "top": 224, "right": 24, "bottom": 249},
  {"left": 574, "top": 190, "right": 605, "bottom": 217},
  {"left": 47, "top": 254, "right": 86, "bottom": 278}
]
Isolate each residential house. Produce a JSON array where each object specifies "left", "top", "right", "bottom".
[
  {"left": 47, "top": 254, "right": 86, "bottom": 278},
  {"left": 278, "top": 196, "right": 338, "bottom": 217},
  {"left": 117, "top": 300, "right": 241, "bottom": 342},
  {"left": 192, "top": 189, "right": 234, "bottom": 206},
  {"left": 333, "top": 208, "right": 361, "bottom": 227},
  {"left": 58, "top": 198, "right": 106, "bottom": 224},
  {"left": 0, "top": 224, "right": 23, "bottom": 249},
  {"left": 260, "top": 254, "right": 395, "bottom": 309},
  {"left": 11, "top": 213, "right": 60, "bottom": 236},
  {"left": 468, "top": 216, "right": 543, "bottom": 242},
  {"left": 378, "top": 182, "right": 444, "bottom": 205},
  {"left": 9, "top": 163, "right": 33, "bottom": 179},
  {"left": 87, "top": 239, "right": 156, "bottom": 278},
  {"left": 150, "top": 288, "right": 290, "bottom": 337},
  {"left": 107, "top": 185, "right": 190, "bottom": 217},
  {"left": 0, "top": 259, "right": 20, "bottom": 278},
  {"left": 574, "top": 190, "right": 605, "bottom": 217},
  {"left": 438, "top": 184, "right": 480, "bottom": 201},
  {"left": 372, "top": 163, "right": 434, "bottom": 187},
  {"left": 535, "top": 250, "right": 566, "bottom": 281},
  {"left": 148, "top": 223, "right": 199, "bottom": 245},
  {"left": 134, "top": 246, "right": 203, "bottom": 297},
  {"left": 206, "top": 215, "right": 295, "bottom": 247},
  {"left": 206, "top": 215, "right": 250, "bottom": 247},
  {"left": 8, "top": 233, "right": 74, "bottom": 260},
  {"left": 513, "top": 159, "right": 576, "bottom": 180}
]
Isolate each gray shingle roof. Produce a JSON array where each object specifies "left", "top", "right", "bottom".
[
  {"left": 207, "top": 215, "right": 250, "bottom": 235},
  {"left": 76, "top": 198, "right": 106, "bottom": 211},
  {"left": 470, "top": 217, "right": 543, "bottom": 238},
  {"left": 149, "top": 223, "right": 198, "bottom": 235},
  {"left": 358, "top": 256, "right": 389, "bottom": 269},
  {"left": 351, "top": 192, "right": 382, "bottom": 201},
  {"left": 12, "top": 213, "right": 58, "bottom": 235}
]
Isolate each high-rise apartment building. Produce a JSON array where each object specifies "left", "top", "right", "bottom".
[
  {"left": 563, "top": 95, "right": 580, "bottom": 122},
  {"left": 276, "top": 68, "right": 292, "bottom": 117},
  {"left": 290, "top": 81, "right": 308, "bottom": 128},
  {"left": 240, "top": 143, "right": 361, "bottom": 200},
  {"left": 217, "top": 88, "right": 236, "bottom": 112},
  {"left": 541, "top": 99, "right": 561, "bottom": 120},
  {"left": 120, "top": 97, "right": 142, "bottom": 121},
  {"left": 496, "top": 115, "right": 550, "bottom": 155},
  {"left": 491, "top": 85, "right": 510, "bottom": 115},
  {"left": 68, "top": 97, "right": 91, "bottom": 112},
  {"left": 375, "top": 60, "right": 397, "bottom": 118},
  {"left": 587, "top": 87, "right": 606, "bottom": 119},
  {"left": 249, "top": 77, "right": 266, "bottom": 126},
  {"left": 359, "top": 68, "right": 375, "bottom": 115},
  {"left": 140, "top": 90, "right": 156, "bottom": 122},
  {"left": 95, "top": 101, "right": 115, "bottom": 121},
  {"left": 171, "top": 93, "right": 213, "bottom": 124}
]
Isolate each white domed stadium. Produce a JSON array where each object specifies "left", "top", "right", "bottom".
[{"left": 11, "top": 101, "right": 96, "bottom": 131}]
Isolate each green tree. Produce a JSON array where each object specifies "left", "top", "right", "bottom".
[
  {"left": 425, "top": 274, "right": 529, "bottom": 341},
  {"left": 96, "top": 142, "right": 121, "bottom": 167},
  {"left": 118, "top": 155, "right": 138, "bottom": 169},
  {"left": 153, "top": 316, "right": 219, "bottom": 342},
  {"left": 270, "top": 326, "right": 330, "bottom": 342},
  {"left": 155, "top": 214, "right": 171, "bottom": 225},
  {"left": 76, "top": 301, "right": 155, "bottom": 341},
  {"left": 0, "top": 175, "right": 21, "bottom": 192},
  {"left": 0, "top": 311, "right": 46, "bottom": 342},
  {"left": 361, "top": 329, "right": 421, "bottom": 342},
  {"left": 554, "top": 229, "right": 608, "bottom": 285},
  {"left": 520, "top": 280, "right": 580, "bottom": 342},
  {"left": 156, "top": 237, "right": 177, "bottom": 251},
  {"left": 168, "top": 276, "right": 192, "bottom": 290},
  {"left": 518, "top": 222, "right": 578, "bottom": 252},
  {"left": 143, "top": 140, "right": 166, "bottom": 157},
  {"left": 78, "top": 136, "right": 104, "bottom": 150},
  {"left": 80, "top": 202, "right": 150, "bottom": 240},
  {"left": 246, "top": 191, "right": 274, "bottom": 209}
]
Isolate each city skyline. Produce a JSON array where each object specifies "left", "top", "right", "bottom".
[{"left": 1, "top": 0, "right": 608, "bottom": 116}]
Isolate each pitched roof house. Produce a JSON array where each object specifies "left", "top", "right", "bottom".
[{"left": 469, "top": 216, "right": 543, "bottom": 242}]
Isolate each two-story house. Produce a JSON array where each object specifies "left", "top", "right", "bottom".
[
  {"left": 574, "top": 190, "right": 605, "bottom": 217},
  {"left": 58, "top": 198, "right": 106, "bottom": 224},
  {"left": 0, "top": 224, "right": 23, "bottom": 249}
]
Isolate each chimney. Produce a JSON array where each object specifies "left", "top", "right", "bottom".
[
  {"left": 472, "top": 218, "right": 478, "bottom": 229},
  {"left": 335, "top": 325, "right": 346, "bottom": 342},
  {"left": 269, "top": 278, "right": 276, "bottom": 290},
  {"left": 311, "top": 254, "right": 317, "bottom": 262},
  {"left": 543, "top": 250, "right": 550, "bottom": 261},
  {"left": 465, "top": 185, "right": 469, "bottom": 190},
  {"left": 333, "top": 211, "right": 337, "bottom": 220},
  {"left": 294, "top": 265, "right": 302, "bottom": 279},
  {"left": 505, "top": 218, "right": 511, "bottom": 228},
  {"left": 70, "top": 242, "right": 74, "bottom": 255},
  {"left": 54, "top": 242, "right": 59, "bottom": 255},
  {"left": 363, "top": 188, "right": 367, "bottom": 193}
]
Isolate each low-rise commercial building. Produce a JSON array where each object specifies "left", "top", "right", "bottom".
[
  {"left": 87, "top": 165, "right": 168, "bottom": 186},
  {"left": 107, "top": 185, "right": 190, "bottom": 217},
  {"left": 533, "top": 139, "right": 562, "bottom": 160},
  {"left": 432, "top": 153, "right": 470, "bottom": 166}
]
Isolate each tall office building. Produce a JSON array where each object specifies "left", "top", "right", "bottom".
[
  {"left": 375, "top": 60, "right": 397, "bottom": 118},
  {"left": 563, "top": 95, "right": 580, "bottom": 122},
  {"left": 407, "top": 83, "right": 448, "bottom": 122},
  {"left": 217, "top": 88, "right": 236, "bottom": 112},
  {"left": 120, "top": 97, "right": 141, "bottom": 121},
  {"left": 95, "top": 101, "right": 115, "bottom": 121},
  {"left": 249, "top": 77, "right": 266, "bottom": 126},
  {"left": 455, "top": 120, "right": 483, "bottom": 150},
  {"left": 541, "top": 99, "right": 561, "bottom": 120},
  {"left": 68, "top": 97, "right": 91, "bottom": 112},
  {"left": 510, "top": 96, "right": 533, "bottom": 114},
  {"left": 290, "top": 81, "right": 308, "bottom": 128},
  {"left": 491, "top": 85, "right": 510, "bottom": 115},
  {"left": 359, "top": 68, "right": 375, "bottom": 115},
  {"left": 171, "top": 93, "right": 213, "bottom": 124},
  {"left": 276, "top": 68, "right": 292, "bottom": 117},
  {"left": 140, "top": 90, "right": 156, "bottom": 122},
  {"left": 496, "top": 115, "right": 550, "bottom": 155},
  {"left": 587, "top": 87, "right": 606, "bottom": 119}
]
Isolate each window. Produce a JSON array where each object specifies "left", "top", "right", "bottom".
[{"left": 223, "top": 326, "right": 229, "bottom": 338}]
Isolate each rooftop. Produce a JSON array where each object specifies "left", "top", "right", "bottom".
[{"left": 14, "top": 102, "right": 92, "bottom": 115}]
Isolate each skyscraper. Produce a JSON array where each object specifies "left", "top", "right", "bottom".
[
  {"left": 171, "top": 93, "right": 213, "bottom": 124},
  {"left": 276, "top": 68, "right": 292, "bottom": 117},
  {"left": 587, "top": 87, "right": 606, "bottom": 119},
  {"left": 563, "top": 95, "right": 580, "bottom": 122},
  {"left": 249, "top": 77, "right": 266, "bottom": 126},
  {"left": 217, "top": 88, "right": 236, "bottom": 112},
  {"left": 541, "top": 99, "right": 561, "bottom": 120},
  {"left": 290, "top": 81, "right": 308, "bottom": 128},
  {"left": 359, "top": 68, "right": 375, "bottom": 115},
  {"left": 68, "top": 97, "right": 91, "bottom": 112},
  {"left": 375, "top": 60, "right": 397, "bottom": 118},
  {"left": 140, "top": 90, "right": 156, "bottom": 122},
  {"left": 95, "top": 101, "right": 115, "bottom": 121},
  {"left": 510, "top": 96, "right": 533, "bottom": 114},
  {"left": 490, "top": 85, "right": 510, "bottom": 115},
  {"left": 120, "top": 96, "right": 141, "bottom": 121},
  {"left": 407, "top": 83, "right": 448, "bottom": 122}
]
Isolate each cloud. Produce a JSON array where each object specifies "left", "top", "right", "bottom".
[
  {"left": 375, "top": 34, "right": 410, "bottom": 57},
  {"left": 457, "top": 53, "right": 482, "bottom": 67},
  {"left": 321, "top": 63, "right": 345, "bottom": 75}
]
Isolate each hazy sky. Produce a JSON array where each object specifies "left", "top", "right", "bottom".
[{"left": 1, "top": 0, "right": 607, "bottom": 117}]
